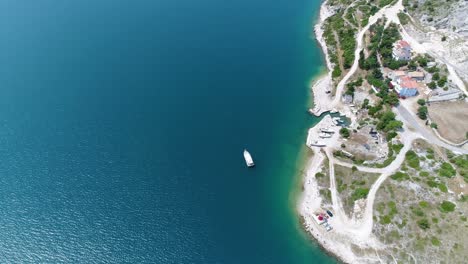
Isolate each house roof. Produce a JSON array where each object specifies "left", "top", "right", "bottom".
[
  {"left": 398, "top": 40, "right": 410, "bottom": 48},
  {"left": 393, "top": 70, "right": 406, "bottom": 76},
  {"left": 401, "top": 79, "right": 419, "bottom": 89},
  {"left": 393, "top": 40, "right": 412, "bottom": 57},
  {"left": 408, "top": 71, "right": 425, "bottom": 78},
  {"left": 393, "top": 48, "right": 411, "bottom": 58},
  {"left": 400, "top": 76, "right": 412, "bottom": 82}
]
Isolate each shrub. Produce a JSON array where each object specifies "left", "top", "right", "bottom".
[
  {"left": 315, "top": 172, "right": 325, "bottom": 178},
  {"left": 388, "top": 201, "right": 397, "bottom": 215},
  {"left": 380, "top": 215, "right": 392, "bottom": 224},
  {"left": 417, "top": 99, "right": 426, "bottom": 106},
  {"left": 437, "top": 76, "right": 447, "bottom": 87},
  {"left": 413, "top": 208, "right": 425, "bottom": 217},
  {"left": 390, "top": 172, "right": 409, "bottom": 181},
  {"left": 351, "top": 188, "right": 369, "bottom": 201},
  {"left": 438, "top": 184, "right": 448, "bottom": 193},
  {"left": 431, "top": 237, "right": 441, "bottom": 246},
  {"left": 417, "top": 218, "right": 430, "bottom": 230},
  {"left": 391, "top": 143, "right": 404, "bottom": 154},
  {"left": 386, "top": 131, "right": 397, "bottom": 141},
  {"left": 419, "top": 201, "right": 429, "bottom": 208},
  {"left": 440, "top": 201, "right": 456, "bottom": 213},
  {"left": 427, "top": 180, "right": 438, "bottom": 188},
  {"left": 417, "top": 106, "right": 428, "bottom": 120},
  {"left": 406, "top": 150, "right": 420, "bottom": 169},
  {"left": 419, "top": 171, "right": 429, "bottom": 177},
  {"left": 438, "top": 162, "right": 456, "bottom": 178},
  {"left": 340, "top": 128, "right": 350, "bottom": 138},
  {"left": 332, "top": 66, "right": 342, "bottom": 79},
  {"left": 397, "top": 12, "right": 410, "bottom": 25},
  {"left": 451, "top": 155, "right": 468, "bottom": 181}
]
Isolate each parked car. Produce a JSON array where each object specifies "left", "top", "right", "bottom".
[{"left": 326, "top": 210, "right": 333, "bottom": 217}]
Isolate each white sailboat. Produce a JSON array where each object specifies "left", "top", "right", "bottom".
[{"left": 243, "top": 149, "right": 255, "bottom": 167}]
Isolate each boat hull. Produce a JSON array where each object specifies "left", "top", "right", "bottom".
[{"left": 243, "top": 150, "right": 255, "bottom": 167}]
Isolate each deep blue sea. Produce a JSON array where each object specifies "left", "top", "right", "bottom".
[{"left": 0, "top": 0, "right": 336, "bottom": 263}]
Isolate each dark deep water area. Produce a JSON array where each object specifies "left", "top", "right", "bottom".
[{"left": 0, "top": 0, "right": 336, "bottom": 262}]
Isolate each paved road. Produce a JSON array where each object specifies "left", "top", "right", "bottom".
[{"left": 396, "top": 104, "right": 468, "bottom": 154}]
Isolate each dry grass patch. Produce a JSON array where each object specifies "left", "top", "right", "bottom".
[{"left": 428, "top": 101, "right": 468, "bottom": 144}]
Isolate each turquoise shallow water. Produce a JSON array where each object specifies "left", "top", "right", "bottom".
[{"left": 0, "top": 0, "right": 336, "bottom": 262}]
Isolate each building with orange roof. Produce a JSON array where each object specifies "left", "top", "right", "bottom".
[
  {"left": 393, "top": 75, "right": 419, "bottom": 97},
  {"left": 392, "top": 40, "right": 412, "bottom": 61}
]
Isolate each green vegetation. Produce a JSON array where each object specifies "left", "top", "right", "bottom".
[
  {"left": 439, "top": 201, "right": 456, "bottom": 213},
  {"left": 417, "top": 99, "right": 426, "bottom": 106},
  {"left": 427, "top": 65, "right": 439, "bottom": 73},
  {"left": 379, "top": 201, "right": 398, "bottom": 224},
  {"left": 431, "top": 237, "right": 441, "bottom": 246},
  {"left": 438, "top": 183, "right": 448, "bottom": 193},
  {"left": 319, "top": 189, "right": 332, "bottom": 201},
  {"left": 417, "top": 106, "right": 428, "bottom": 120},
  {"left": 378, "top": 0, "right": 394, "bottom": 7},
  {"left": 417, "top": 218, "right": 430, "bottom": 230},
  {"left": 376, "top": 111, "right": 403, "bottom": 132},
  {"left": 315, "top": 172, "right": 325, "bottom": 178},
  {"left": 437, "top": 75, "right": 447, "bottom": 87},
  {"left": 438, "top": 162, "right": 456, "bottom": 178},
  {"left": 412, "top": 207, "right": 425, "bottom": 217},
  {"left": 419, "top": 201, "right": 429, "bottom": 208},
  {"left": 390, "top": 172, "right": 409, "bottom": 181},
  {"left": 337, "top": 177, "right": 348, "bottom": 193},
  {"left": 340, "top": 28, "right": 357, "bottom": 69},
  {"left": 376, "top": 155, "right": 396, "bottom": 168},
  {"left": 340, "top": 127, "right": 350, "bottom": 138},
  {"left": 345, "top": 77, "right": 363, "bottom": 97},
  {"left": 380, "top": 215, "right": 392, "bottom": 224},
  {"left": 397, "top": 12, "right": 410, "bottom": 25},
  {"left": 359, "top": 21, "right": 402, "bottom": 111},
  {"left": 450, "top": 155, "right": 468, "bottom": 182},
  {"left": 419, "top": 171, "right": 429, "bottom": 177},
  {"left": 322, "top": 9, "right": 357, "bottom": 80},
  {"left": 405, "top": 150, "right": 420, "bottom": 169},
  {"left": 391, "top": 143, "right": 404, "bottom": 154},
  {"left": 388, "top": 201, "right": 397, "bottom": 214},
  {"left": 427, "top": 179, "right": 438, "bottom": 188},
  {"left": 332, "top": 66, "right": 342, "bottom": 79},
  {"left": 351, "top": 188, "right": 370, "bottom": 201}
]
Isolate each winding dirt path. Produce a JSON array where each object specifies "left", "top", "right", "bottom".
[{"left": 331, "top": 1, "right": 404, "bottom": 108}]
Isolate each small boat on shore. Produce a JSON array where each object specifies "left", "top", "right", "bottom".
[
  {"left": 243, "top": 149, "right": 255, "bottom": 167},
  {"left": 320, "top": 128, "right": 335, "bottom": 134},
  {"left": 308, "top": 140, "right": 326, "bottom": 147},
  {"left": 332, "top": 117, "right": 343, "bottom": 125}
]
